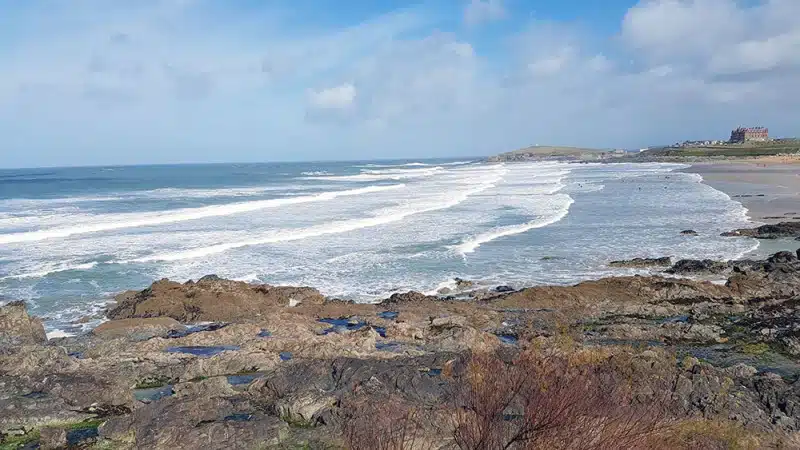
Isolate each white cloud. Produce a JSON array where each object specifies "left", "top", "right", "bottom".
[
  {"left": 1, "top": 0, "right": 799, "bottom": 167},
  {"left": 308, "top": 83, "right": 357, "bottom": 110},
  {"left": 622, "top": 0, "right": 800, "bottom": 77},
  {"left": 464, "top": 0, "right": 506, "bottom": 26}
]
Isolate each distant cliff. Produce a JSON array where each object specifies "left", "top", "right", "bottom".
[{"left": 488, "top": 146, "right": 611, "bottom": 162}]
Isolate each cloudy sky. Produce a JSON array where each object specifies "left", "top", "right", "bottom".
[{"left": 1, "top": 0, "right": 798, "bottom": 168}]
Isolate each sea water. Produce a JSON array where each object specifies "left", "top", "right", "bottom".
[{"left": 0, "top": 159, "right": 757, "bottom": 334}]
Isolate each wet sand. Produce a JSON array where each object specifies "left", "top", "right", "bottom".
[
  {"left": 686, "top": 160, "right": 800, "bottom": 257},
  {"left": 687, "top": 161, "right": 800, "bottom": 224}
]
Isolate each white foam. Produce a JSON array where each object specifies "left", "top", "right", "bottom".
[
  {"left": 1, "top": 262, "right": 98, "bottom": 280},
  {"left": 126, "top": 166, "right": 508, "bottom": 262},
  {"left": 358, "top": 162, "right": 431, "bottom": 168},
  {"left": 46, "top": 329, "right": 76, "bottom": 339},
  {"left": 233, "top": 273, "right": 262, "bottom": 283},
  {"left": 455, "top": 195, "right": 575, "bottom": 255},
  {"left": 564, "top": 182, "right": 605, "bottom": 193},
  {"left": 0, "top": 184, "right": 405, "bottom": 244},
  {"left": 424, "top": 278, "right": 458, "bottom": 295},
  {"left": 300, "top": 171, "right": 330, "bottom": 176},
  {"left": 304, "top": 167, "right": 444, "bottom": 182},
  {"left": 0, "top": 184, "right": 346, "bottom": 210}
]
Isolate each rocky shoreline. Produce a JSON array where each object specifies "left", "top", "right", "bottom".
[{"left": 6, "top": 248, "right": 800, "bottom": 448}]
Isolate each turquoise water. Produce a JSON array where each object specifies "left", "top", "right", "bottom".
[{"left": 0, "top": 159, "right": 757, "bottom": 334}]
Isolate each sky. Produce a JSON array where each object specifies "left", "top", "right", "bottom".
[{"left": 1, "top": 0, "right": 799, "bottom": 168}]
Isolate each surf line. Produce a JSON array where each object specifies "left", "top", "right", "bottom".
[
  {"left": 124, "top": 167, "right": 508, "bottom": 262},
  {"left": 0, "top": 184, "right": 405, "bottom": 245}
]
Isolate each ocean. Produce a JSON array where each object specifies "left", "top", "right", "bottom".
[{"left": 0, "top": 159, "right": 758, "bottom": 335}]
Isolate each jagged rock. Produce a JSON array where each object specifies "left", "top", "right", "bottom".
[
  {"left": 379, "top": 291, "right": 435, "bottom": 305},
  {"left": 500, "top": 275, "right": 732, "bottom": 310},
  {"left": 598, "top": 322, "right": 724, "bottom": 343},
  {"left": 0, "top": 376, "right": 93, "bottom": 432},
  {"left": 99, "top": 396, "right": 288, "bottom": 450},
  {"left": 39, "top": 426, "right": 67, "bottom": 450},
  {"left": 0, "top": 346, "right": 77, "bottom": 377},
  {"left": 609, "top": 257, "right": 672, "bottom": 268},
  {"left": 723, "top": 222, "right": 800, "bottom": 239},
  {"left": 454, "top": 278, "right": 474, "bottom": 290},
  {"left": 92, "top": 317, "right": 186, "bottom": 341},
  {"left": 107, "top": 278, "right": 325, "bottom": 322},
  {"left": 726, "top": 260, "right": 800, "bottom": 300},
  {"left": 274, "top": 393, "right": 337, "bottom": 426},
  {"left": 8, "top": 249, "right": 800, "bottom": 447},
  {"left": 723, "top": 363, "right": 758, "bottom": 379},
  {"left": 681, "top": 230, "right": 699, "bottom": 236},
  {"left": 173, "top": 377, "right": 237, "bottom": 399},
  {"left": 0, "top": 301, "right": 47, "bottom": 350},
  {"left": 431, "top": 316, "right": 467, "bottom": 329},
  {"left": 769, "top": 251, "right": 798, "bottom": 264},
  {"left": 667, "top": 259, "right": 730, "bottom": 275}
]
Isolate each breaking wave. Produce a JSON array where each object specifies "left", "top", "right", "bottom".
[
  {"left": 454, "top": 194, "right": 575, "bottom": 255},
  {"left": 0, "top": 184, "right": 405, "bottom": 244}
]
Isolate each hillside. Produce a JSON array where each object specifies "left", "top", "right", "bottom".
[
  {"left": 488, "top": 145, "right": 609, "bottom": 162},
  {"left": 630, "top": 139, "right": 800, "bottom": 161}
]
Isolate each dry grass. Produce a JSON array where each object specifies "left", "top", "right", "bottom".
[
  {"left": 450, "top": 350, "right": 669, "bottom": 450},
  {"left": 340, "top": 398, "right": 439, "bottom": 450},
  {"left": 337, "top": 347, "right": 778, "bottom": 450}
]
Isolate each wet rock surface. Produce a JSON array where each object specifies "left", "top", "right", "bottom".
[
  {"left": 107, "top": 276, "right": 326, "bottom": 322},
  {"left": 609, "top": 257, "right": 672, "bottom": 268},
  {"left": 92, "top": 317, "right": 186, "bottom": 341},
  {"left": 723, "top": 221, "right": 800, "bottom": 239},
  {"left": 0, "top": 301, "right": 46, "bottom": 350},
  {"left": 5, "top": 250, "right": 800, "bottom": 447}
]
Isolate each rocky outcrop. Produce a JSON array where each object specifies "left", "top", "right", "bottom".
[
  {"left": 107, "top": 277, "right": 326, "bottom": 322},
  {"left": 499, "top": 275, "right": 733, "bottom": 311},
  {"left": 92, "top": 317, "right": 186, "bottom": 341},
  {"left": 609, "top": 257, "right": 672, "bottom": 268},
  {"left": 0, "top": 301, "right": 46, "bottom": 350},
  {"left": 667, "top": 259, "right": 730, "bottom": 275},
  {"left": 7, "top": 251, "right": 800, "bottom": 448},
  {"left": 454, "top": 278, "right": 474, "bottom": 290},
  {"left": 769, "top": 251, "right": 798, "bottom": 264},
  {"left": 99, "top": 396, "right": 288, "bottom": 450},
  {"left": 681, "top": 230, "right": 699, "bottom": 236},
  {"left": 723, "top": 222, "right": 800, "bottom": 239},
  {"left": 379, "top": 291, "right": 436, "bottom": 305}
]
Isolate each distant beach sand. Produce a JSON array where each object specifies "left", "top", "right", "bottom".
[{"left": 686, "top": 159, "right": 800, "bottom": 257}]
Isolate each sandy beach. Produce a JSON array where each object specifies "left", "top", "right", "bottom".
[
  {"left": 686, "top": 159, "right": 800, "bottom": 257},
  {"left": 687, "top": 160, "right": 800, "bottom": 224}
]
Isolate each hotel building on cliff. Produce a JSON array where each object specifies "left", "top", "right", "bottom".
[{"left": 730, "top": 127, "right": 769, "bottom": 143}]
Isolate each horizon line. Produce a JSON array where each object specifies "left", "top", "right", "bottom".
[{"left": 0, "top": 155, "right": 488, "bottom": 171}]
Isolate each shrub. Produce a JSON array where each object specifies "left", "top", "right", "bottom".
[
  {"left": 341, "top": 398, "right": 437, "bottom": 450},
  {"left": 450, "top": 350, "right": 667, "bottom": 450}
]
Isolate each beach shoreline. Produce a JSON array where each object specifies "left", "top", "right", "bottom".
[
  {"left": 683, "top": 159, "right": 800, "bottom": 258},
  {"left": 5, "top": 158, "right": 800, "bottom": 447}
]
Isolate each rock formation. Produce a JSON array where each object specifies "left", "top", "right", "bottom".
[{"left": 4, "top": 251, "right": 800, "bottom": 448}]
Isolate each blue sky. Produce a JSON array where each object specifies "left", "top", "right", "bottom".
[{"left": 1, "top": 0, "right": 799, "bottom": 168}]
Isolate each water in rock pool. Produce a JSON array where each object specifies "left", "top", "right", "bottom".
[{"left": 0, "top": 159, "right": 757, "bottom": 334}]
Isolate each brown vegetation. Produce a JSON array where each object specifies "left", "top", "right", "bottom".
[
  {"left": 341, "top": 398, "right": 438, "bottom": 450},
  {"left": 450, "top": 350, "right": 667, "bottom": 450}
]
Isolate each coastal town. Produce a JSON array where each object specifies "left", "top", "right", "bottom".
[
  {"left": 489, "top": 125, "right": 799, "bottom": 163},
  {"left": 670, "top": 126, "right": 771, "bottom": 148}
]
